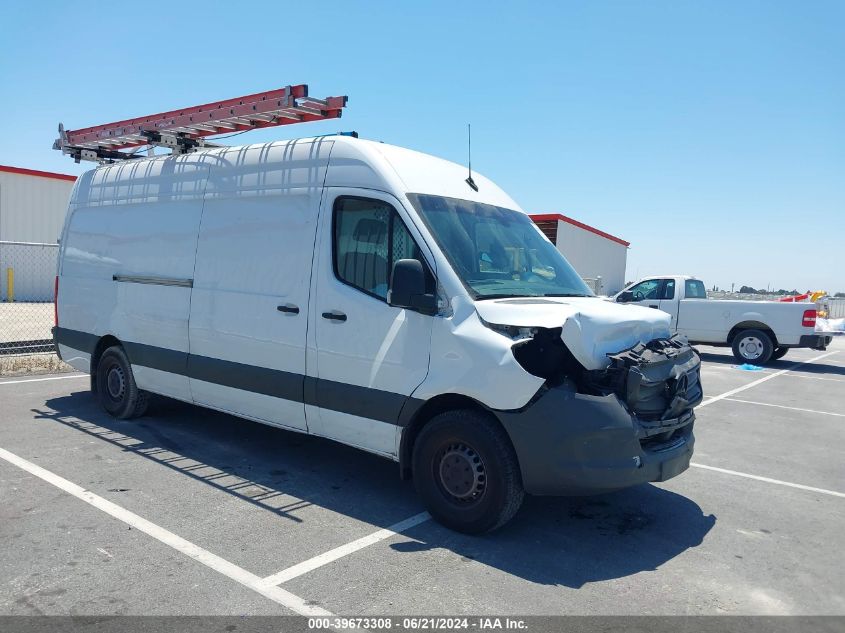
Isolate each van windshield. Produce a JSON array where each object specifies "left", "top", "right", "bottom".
[{"left": 407, "top": 194, "right": 592, "bottom": 300}]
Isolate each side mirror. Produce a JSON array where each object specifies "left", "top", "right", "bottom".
[
  {"left": 388, "top": 259, "right": 437, "bottom": 315},
  {"left": 617, "top": 291, "right": 633, "bottom": 303}
]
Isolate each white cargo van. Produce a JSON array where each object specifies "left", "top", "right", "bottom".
[{"left": 54, "top": 135, "right": 703, "bottom": 533}]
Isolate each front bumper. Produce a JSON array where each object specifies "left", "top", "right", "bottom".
[
  {"left": 495, "top": 334, "right": 702, "bottom": 496},
  {"left": 495, "top": 384, "right": 695, "bottom": 495}
]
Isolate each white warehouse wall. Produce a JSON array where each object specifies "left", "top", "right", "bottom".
[
  {"left": 553, "top": 218, "right": 628, "bottom": 295},
  {"left": 0, "top": 168, "right": 76, "bottom": 243},
  {"left": 0, "top": 167, "right": 76, "bottom": 301}
]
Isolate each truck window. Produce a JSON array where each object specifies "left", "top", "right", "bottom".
[
  {"left": 627, "top": 279, "right": 661, "bottom": 300},
  {"left": 684, "top": 279, "right": 707, "bottom": 299},
  {"left": 660, "top": 279, "right": 675, "bottom": 300},
  {"left": 333, "top": 197, "right": 426, "bottom": 301}
]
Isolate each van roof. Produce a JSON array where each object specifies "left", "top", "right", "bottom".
[{"left": 77, "top": 135, "right": 522, "bottom": 212}]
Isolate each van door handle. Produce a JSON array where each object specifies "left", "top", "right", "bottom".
[
  {"left": 321, "top": 311, "right": 347, "bottom": 322},
  {"left": 277, "top": 304, "right": 300, "bottom": 315}
]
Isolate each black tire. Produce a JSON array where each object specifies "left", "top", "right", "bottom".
[
  {"left": 412, "top": 409, "right": 524, "bottom": 534},
  {"left": 731, "top": 329, "right": 774, "bottom": 365},
  {"left": 95, "top": 346, "right": 148, "bottom": 419},
  {"left": 771, "top": 347, "right": 789, "bottom": 361}
]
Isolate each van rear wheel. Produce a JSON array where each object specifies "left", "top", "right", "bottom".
[
  {"left": 95, "top": 346, "right": 148, "bottom": 419},
  {"left": 412, "top": 410, "right": 524, "bottom": 534}
]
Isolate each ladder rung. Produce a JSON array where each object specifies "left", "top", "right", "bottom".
[{"left": 289, "top": 105, "right": 324, "bottom": 117}]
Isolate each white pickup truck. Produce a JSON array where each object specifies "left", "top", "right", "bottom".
[{"left": 613, "top": 275, "right": 833, "bottom": 364}]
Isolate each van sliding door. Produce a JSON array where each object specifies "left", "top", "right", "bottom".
[{"left": 188, "top": 140, "right": 333, "bottom": 431}]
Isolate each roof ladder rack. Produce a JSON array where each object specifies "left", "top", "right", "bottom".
[{"left": 53, "top": 84, "right": 348, "bottom": 163}]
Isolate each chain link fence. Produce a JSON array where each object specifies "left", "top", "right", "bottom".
[{"left": 0, "top": 241, "right": 58, "bottom": 355}]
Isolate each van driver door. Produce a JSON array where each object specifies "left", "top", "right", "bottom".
[{"left": 306, "top": 190, "right": 435, "bottom": 457}]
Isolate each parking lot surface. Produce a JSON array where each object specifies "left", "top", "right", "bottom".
[{"left": 1, "top": 341, "right": 843, "bottom": 616}]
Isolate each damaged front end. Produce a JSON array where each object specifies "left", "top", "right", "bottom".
[
  {"left": 585, "top": 335, "right": 703, "bottom": 418},
  {"left": 510, "top": 327, "right": 703, "bottom": 423},
  {"left": 583, "top": 334, "right": 703, "bottom": 451},
  {"left": 497, "top": 325, "right": 703, "bottom": 495}
]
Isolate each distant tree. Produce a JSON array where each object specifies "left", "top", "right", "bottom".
[
  {"left": 836, "top": 292, "right": 845, "bottom": 298},
  {"left": 739, "top": 285, "right": 757, "bottom": 294}
]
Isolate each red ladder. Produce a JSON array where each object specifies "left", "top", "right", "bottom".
[{"left": 54, "top": 84, "right": 348, "bottom": 163}]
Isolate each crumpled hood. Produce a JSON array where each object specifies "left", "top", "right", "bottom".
[{"left": 474, "top": 296, "right": 672, "bottom": 370}]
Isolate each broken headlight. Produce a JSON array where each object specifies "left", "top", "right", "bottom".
[{"left": 482, "top": 320, "right": 539, "bottom": 341}]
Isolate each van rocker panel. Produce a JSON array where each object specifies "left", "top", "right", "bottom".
[
  {"left": 52, "top": 327, "right": 422, "bottom": 428},
  {"left": 493, "top": 382, "right": 695, "bottom": 496}
]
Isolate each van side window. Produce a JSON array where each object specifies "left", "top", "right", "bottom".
[{"left": 333, "top": 197, "right": 427, "bottom": 301}]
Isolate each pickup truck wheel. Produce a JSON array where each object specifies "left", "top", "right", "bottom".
[
  {"left": 732, "top": 329, "right": 774, "bottom": 365},
  {"left": 95, "top": 346, "right": 148, "bottom": 419},
  {"left": 771, "top": 347, "right": 789, "bottom": 361},
  {"left": 412, "top": 410, "right": 524, "bottom": 534}
]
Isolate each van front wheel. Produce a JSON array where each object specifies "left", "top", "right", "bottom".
[
  {"left": 412, "top": 410, "right": 524, "bottom": 534},
  {"left": 95, "top": 346, "right": 148, "bottom": 419}
]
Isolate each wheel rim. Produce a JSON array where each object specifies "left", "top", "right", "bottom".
[
  {"left": 436, "top": 442, "right": 486, "bottom": 505},
  {"left": 106, "top": 364, "right": 126, "bottom": 401},
  {"left": 739, "top": 336, "right": 764, "bottom": 361}
]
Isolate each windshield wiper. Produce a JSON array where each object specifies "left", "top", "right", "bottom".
[{"left": 541, "top": 293, "right": 590, "bottom": 297}]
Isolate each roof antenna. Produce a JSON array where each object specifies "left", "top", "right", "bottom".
[{"left": 465, "top": 123, "right": 478, "bottom": 192}]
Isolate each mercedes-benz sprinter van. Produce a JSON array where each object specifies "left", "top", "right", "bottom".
[{"left": 54, "top": 135, "right": 703, "bottom": 533}]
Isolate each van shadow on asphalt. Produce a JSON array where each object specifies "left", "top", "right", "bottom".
[{"left": 35, "top": 391, "right": 715, "bottom": 589}]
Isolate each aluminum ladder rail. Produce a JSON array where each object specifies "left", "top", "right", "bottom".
[{"left": 53, "top": 84, "right": 348, "bottom": 163}]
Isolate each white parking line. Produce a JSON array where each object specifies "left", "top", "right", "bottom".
[
  {"left": 690, "top": 463, "right": 845, "bottom": 498},
  {"left": 261, "top": 512, "right": 431, "bottom": 587},
  {"left": 723, "top": 398, "right": 845, "bottom": 417},
  {"left": 776, "top": 373, "right": 844, "bottom": 383},
  {"left": 697, "top": 350, "right": 838, "bottom": 409},
  {"left": 0, "top": 446, "right": 333, "bottom": 616},
  {"left": 0, "top": 373, "right": 87, "bottom": 386}
]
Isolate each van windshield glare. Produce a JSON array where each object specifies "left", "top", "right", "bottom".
[{"left": 407, "top": 194, "right": 592, "bottom": 300}]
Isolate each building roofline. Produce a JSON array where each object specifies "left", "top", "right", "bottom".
[
  {"left": 529, "top": 213, "right": 630, "bottom": 247},
  {"left": 0, "top": 165, "right": 78, "bottom": 182}
]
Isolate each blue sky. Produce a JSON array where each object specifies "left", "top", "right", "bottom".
[{"left": 1, "top": 1, "right": 842, "bottom": 292}]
